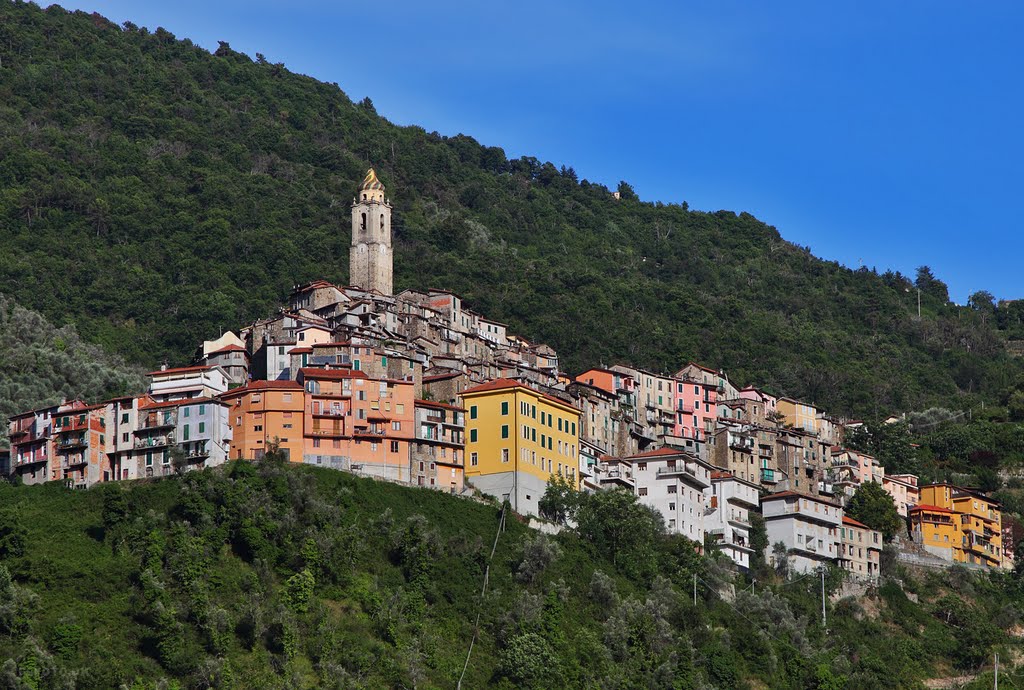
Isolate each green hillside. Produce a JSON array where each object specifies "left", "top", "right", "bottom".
[
  {"left": 0, "top": 294, "right": 144, "bottom": 440},
  {"left": 0, "top": 1, "right": 1018, "bottom": 419},
  {"left": 0, "top": 460, "right": 1021, "bottom": 689}
]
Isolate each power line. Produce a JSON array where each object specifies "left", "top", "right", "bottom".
[{"left": 456, "top": 497, "right": 507, "bottom": 683}]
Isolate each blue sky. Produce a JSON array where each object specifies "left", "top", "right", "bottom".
[{"left": 52, "top": 1, "right": 1023, "bottom": 302}]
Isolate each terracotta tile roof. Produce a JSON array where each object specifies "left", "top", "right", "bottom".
[
  {"left": 842, "top": 516, "right": 871, "bottom": 529},
  {"left": 289, "top": 347, "right": 314, "bottom": 354},
  {"left": 139, "top": 396, "right": 224, "bottom": 411},
  {"left": 423, "top": 372, "right": 463, "bottom": 382},
  {"left": 208, "top": 344, "right": 246, "bottom": 355},
  {"left": 761, "top": 490, "right": 841, "bottom": 507},
  {"left": 710, "top": 470, "right": 733, "bottom": 480},
  {"left": 219, "top": 380, "right": 303, "bottom": 399},
  {"left": 148, "top": 365, "right": 212, "bottom": 376},
  {"left": 415, "top": 399, "right": 465, "bottom": 412},
  {"left": 461, "top": 378, "right": 580, "bottom": 415}
]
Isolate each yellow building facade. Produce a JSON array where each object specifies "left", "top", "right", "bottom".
[
  {"left": 461, "top": 379, "right": 581, "bottom": 516},
  {"left": 776, "top": 398, "right": 819, "bottom": 434},
  {"left": 910, "top": 484, "right": 1003, "bottom": 568}
]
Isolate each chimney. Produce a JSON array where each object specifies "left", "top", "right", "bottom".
[{"left": 160, "top": 362, "right": 168, "bottom": 371}]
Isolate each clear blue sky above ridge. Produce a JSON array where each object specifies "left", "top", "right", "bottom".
[{"left": 50, "top": 1, "right": 1024, "bottom": 303}]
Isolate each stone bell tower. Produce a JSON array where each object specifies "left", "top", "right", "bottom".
[{"left": 349, "top": 168, "right": 393, "bottom": 295}]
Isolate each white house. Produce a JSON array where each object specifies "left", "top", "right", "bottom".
[
  {"left": 762, "top": 491, "right": 842, "bottom": 574},
  {"left": 706, "top": 471, "right": 760, "bottom": 569},
  {"left": 627, "top": 448, "right": 713, "bottom": 544}
]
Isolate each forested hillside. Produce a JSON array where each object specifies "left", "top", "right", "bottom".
[
  {"left": 0, "top": 1, "right": 1019, "bottom": 418},
  {"left": 1, "top": 460, "right": 1021, "bottom": 689},
  {"left": 0, "top": 294, "right": 144, "bottom": 440}
]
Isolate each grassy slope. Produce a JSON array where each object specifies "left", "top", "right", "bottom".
[{"left": 1, "top": 463, "right": 1023, "bottom": 689}]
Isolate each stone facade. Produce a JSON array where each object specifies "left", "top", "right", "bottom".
[{"left": 350, "top": 168, "right": 393, "bottom": 295}]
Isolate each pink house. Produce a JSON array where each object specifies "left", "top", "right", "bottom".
[{"left": 673, "top": 377, "right": 717, "bottom": 443}]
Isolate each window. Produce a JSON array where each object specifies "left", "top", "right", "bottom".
[
  {"left": 198, "top": 422, "right": 205, "bottom": 434},
  {"left": 313, "top": 438, "right": 321, "bottom": 448},
  {"left": 667, "top": 485, "right": 677, "bottom": 494},
  {"left": 392, "top": 421, "right": 401, "bottom": 431},
  {"left": 502, "top": 449, "right": 509, "bottom": 463},
  {"left": 254, "top": 425, "right": 263, "bottom": 432},
  {"left": 397, "top": 404, "right": 405, "bottom": 414},
  {"left": 390, "top": 441, "right": 399, "bottom": 453},
  {"left": 501, "top": 401, "right": 509, "bottom": 416},
  {"left": 199, "top": 404, "right": 206, "bottom": 415},
  {"left": 183, "top": 407, "right": 190, "bottom": 418},
  {"left": 471, "top": 452, "right": 478, "bottom": 467},
  {"left": 531, "top": 405, "right": 537, "bottom": 419},
  {"left": 532, "top": 428, "right": 536, "bottom": 442},
  {"left": 470, "top": 406, "right": 478, "bottom": 420},
  {"left": 470, "top": 429, "right": 478, "bottom": 443},
  {"left": 501, "top": 425, "right": 509, "bottom": 439},
  {"left": 183, "top": 424, "right": 190, "bottom": 441},
  {"left": 639, "top": 487, "right": 648, "bottom": 496},
  {"left": 571, "top": 422, "right": 576, "bottom": 436},
  {"left": 121, "top": 413, "right": 129, "bottom": 424}
]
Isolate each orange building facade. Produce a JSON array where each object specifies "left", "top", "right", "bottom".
[
  {"left": 220, "top": 380, "right": 306, "bottom": 462},
  {"left": 298, "top": 367, "right": 416, "bottom": 482}
]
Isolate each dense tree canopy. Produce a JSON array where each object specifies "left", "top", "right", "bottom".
[{"left": 0, "top": 1, "right": 1021, "bottom": 421}]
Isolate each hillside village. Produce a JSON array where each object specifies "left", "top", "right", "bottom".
[{"left": 4, "top": 169, "right": 1010, "bottom": 582}]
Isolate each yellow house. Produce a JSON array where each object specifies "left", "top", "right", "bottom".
[
  {"left": 911, "top": 484, "right": 1003, "bottom": 568},
  {"left": 776, "top": 398, "right": 819, "bottom": 434},
  {"left": 460, "top": 378, "right": 581, "bottom": 516}
]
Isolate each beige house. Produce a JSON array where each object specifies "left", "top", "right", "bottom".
[{"left": 839, "top": 516, "right": 882, "bottom": 582}]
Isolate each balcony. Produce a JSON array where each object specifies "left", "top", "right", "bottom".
[
  {"left": 134, "top": 435, "right": 174, "bottom": 449},
  {"left": 760, "top": 468, "right": 777, "bottom": 483},
  {"left": 313, "top": 408, "right": 346, "bottom": 418},
  {"left": 656, "top": 462, "right": 710, "bottom": 488},
  {"left": 758, "top": 447, "right": 774, "bottom": 457},
  {"left": 56, "top": 436, "right": 88, "bottom": 450},
  {"left": 139, "top": 414, "right": 176, "bottom": 430},
  {"left": 62, "top": 456, "right": 88, "bottom": 468}
]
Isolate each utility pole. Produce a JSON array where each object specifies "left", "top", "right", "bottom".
[
  {"left": 693, "top": 573, "right": 697, "bottom": 606},
  {"left": 995, "top": 652, "right": 998, "bottom": 690},
  {"left": 917, "top": 288, "right": 922, "bottom": 319},
  {"left": 820, "top": 568, "right": 827, "bottom": 628}
]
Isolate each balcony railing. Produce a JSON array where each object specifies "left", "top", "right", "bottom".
[
  {"left": 56, "top": 437, "right": 88, "bottom": 450},
  {"left": 139, "top": 414, "right": 176, "bottom": 430},
  {"left": 760, "top": 468, "right": 777, "bottom": 483},
  {"left": 134, "top": 435, "right": 174, "bottom": 449}
]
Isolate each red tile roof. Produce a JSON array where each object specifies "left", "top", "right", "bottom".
[
  {"left": 761, "top": 491, "right": 841, "bottom": 507},
  {"left": 209, "top": 344, "right": 246, "bottom": 355},
  {"left": 710, "top": 470, "right": 733, "bottom": 480},
  {"left": 415, "top": 399, "right": 465, "bottom": 412},
  {"left": 139, "top": 396, "right": 224, "bottom": 410},
  {"left": 423, "top": 372, "right": 463, "bottom": 382},
  {"left": 148, "top": 365, "right": 212, "bottom": 376},
  {"left": 219, "top": 380, "right": 303, "bottom": 400},
  {"left": 461, "top": 378, "right": 580, "bottom": 414},
  {"left": 909, "top": 504, "right": 954, "bottom": 514},
  {"left": 842, "top": 516, "right": 871, "bottom": 529},
  {"left": 289, "top": 347, "right": 314, "bottom": 354}
]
